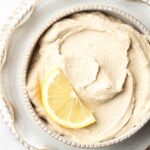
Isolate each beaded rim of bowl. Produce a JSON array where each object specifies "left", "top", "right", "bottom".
[{"left": 21, "top": 4, "right": 150, "bottom": 149}]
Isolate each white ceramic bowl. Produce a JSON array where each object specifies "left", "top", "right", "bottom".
[{"left": 21, "top": 2, "right": 150, "bottom": 149}]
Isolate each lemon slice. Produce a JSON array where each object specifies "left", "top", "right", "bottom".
[{"left": 42, "top": 67, "right": 96, "bottom": 129}]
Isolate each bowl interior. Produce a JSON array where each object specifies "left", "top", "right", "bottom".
[{"left": 23, "top": 5, "right": 150, "bottom": 149}]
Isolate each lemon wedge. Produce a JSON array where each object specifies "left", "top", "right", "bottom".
[{"left": 42, "top": 67, "right": 96, "bottom": 129}]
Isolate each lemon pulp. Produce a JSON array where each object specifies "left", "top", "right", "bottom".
[{"left": 42, "top": 67, "right": 96, "bottom": 129}]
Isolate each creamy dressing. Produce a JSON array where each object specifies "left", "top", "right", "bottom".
[{"left": 27, "top": 12, "right": 150, "bottom": 144}]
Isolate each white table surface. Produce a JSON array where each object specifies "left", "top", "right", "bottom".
[{"left": 0, "top": 0, "right": 27, "bottom": 149}]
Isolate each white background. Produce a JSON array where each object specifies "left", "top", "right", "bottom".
[{"left": 0, "top": 0, "right": 27, "bottom": 149}]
